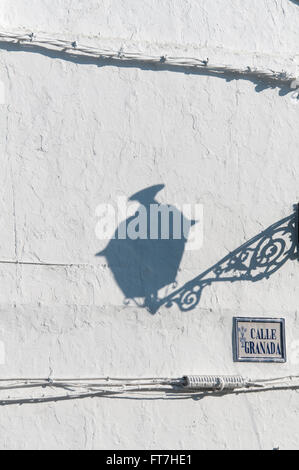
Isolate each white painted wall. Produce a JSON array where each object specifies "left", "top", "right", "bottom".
[{"left": 0, "top": 0, "right": 299, "bottom": 449}]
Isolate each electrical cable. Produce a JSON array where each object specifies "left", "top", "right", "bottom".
[{"left": 0, "top": 374, "right": 297, "bottom": 404}]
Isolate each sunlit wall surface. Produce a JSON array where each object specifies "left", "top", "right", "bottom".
[{"left": 0, "top": 0, "right": 298, "bottom": 450}]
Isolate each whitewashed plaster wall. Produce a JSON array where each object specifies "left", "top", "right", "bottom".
[{"left": 0, "top": 0, "right": 298, "bottom": 449}]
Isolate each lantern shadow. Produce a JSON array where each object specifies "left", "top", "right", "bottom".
[{"left": 97, "top": 196, "right": 297, "bottom": 314}]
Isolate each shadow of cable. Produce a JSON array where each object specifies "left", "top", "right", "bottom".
[
  {"left": 0, "top": 383, "right": 298, "bottom": 406},
  {"left": 0, "top": 41, "right": 294, "bottom": 96}
]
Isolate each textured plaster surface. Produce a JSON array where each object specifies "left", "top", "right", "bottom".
[{"left": 0, "top": 0, "right": 298, "bottom": 449}]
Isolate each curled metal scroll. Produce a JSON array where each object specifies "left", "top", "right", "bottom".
[{"left": 149, "top": 213, "right": 297, "bottom": 313}]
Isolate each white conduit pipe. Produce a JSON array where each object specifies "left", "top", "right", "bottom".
[
  {"left": 183, "top": 375, "right": 248, "bottom": 391},
  {"left": 0, "top": 31, "right": 298, "bottom": 88}
]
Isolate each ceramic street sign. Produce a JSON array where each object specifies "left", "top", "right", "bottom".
[{"left": 233, "top": 317, "right": 286, "bottom": 363}]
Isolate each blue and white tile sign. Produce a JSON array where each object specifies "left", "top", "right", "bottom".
[{"left": 233, "top": 317, "right": 286, "bottom": 363}]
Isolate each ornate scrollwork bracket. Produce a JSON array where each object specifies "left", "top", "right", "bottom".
[{"left": 148, "top": 212, "right": 297, "bottom": 314}]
